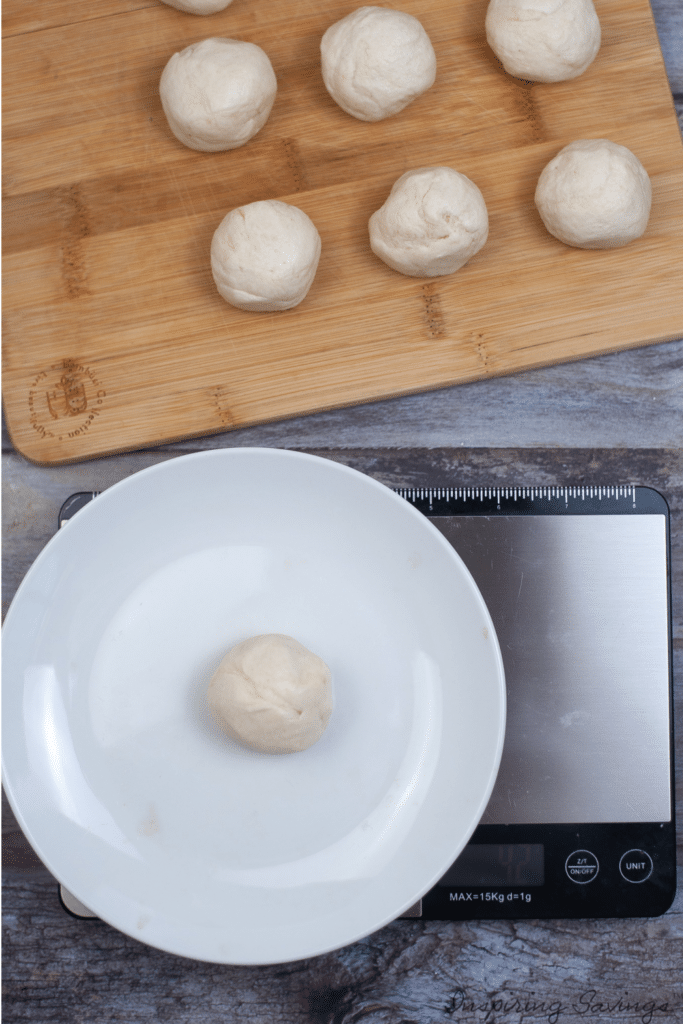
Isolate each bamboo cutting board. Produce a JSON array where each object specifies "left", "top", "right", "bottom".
[{"left": 3, "top": 0, "right": 682, "bottom": 464}]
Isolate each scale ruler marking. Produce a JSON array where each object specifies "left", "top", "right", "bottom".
[{"left": 396, "top": 485, "right": 637, "bottom": 509}]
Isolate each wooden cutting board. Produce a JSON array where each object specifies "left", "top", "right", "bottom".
[{"left": 3, "top": 0, "right": 682, "bottom": 464}]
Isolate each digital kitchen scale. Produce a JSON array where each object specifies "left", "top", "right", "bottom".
[
  {"left": 55, "top": 483, "right": 676, "bottom": 923},
  {"left": 399, "top": 484, "right": 676, "bottom": 920}
]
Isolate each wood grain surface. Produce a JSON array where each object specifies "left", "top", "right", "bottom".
[
  {"left": 3, "top": 446, "right": 682, "bottom": 1022},
  {"left": 2, "top": 0, "right": 682, "bottom": 464}
]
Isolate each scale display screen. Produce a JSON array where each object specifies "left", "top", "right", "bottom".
[{"left": 439, "top": 844, "right": 545, "bottom": 887}]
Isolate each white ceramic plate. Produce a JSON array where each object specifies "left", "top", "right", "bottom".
[{"left": 2, "top": 449, "right": 505, "bottom": 964}]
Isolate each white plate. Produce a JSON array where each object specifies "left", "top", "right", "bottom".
[{"left": 2, "top": 449, "right": 505, "bottom": 964}]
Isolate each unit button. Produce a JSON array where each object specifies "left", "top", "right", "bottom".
[
  {"left": 565, "top": 849, "right": 599, "bottom": 884},
  {"left": 619, "top": 849, "right": 653, "bottom": 884}
]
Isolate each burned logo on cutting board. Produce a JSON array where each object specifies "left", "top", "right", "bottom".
[{"left": 28, "top": 359, "right": 107, "bottom": 442}]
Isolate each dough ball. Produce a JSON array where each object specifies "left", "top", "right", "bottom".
[
  {"left": 211, "top": 200, "right": 321, "bottom": 311},
  {"left": 208, "top": 634, "right": 333, "bottom": 754},
  {"left": 534, "top": 139, "right": 652, "bottom": 248},
  {"left": 159, "top": 37, "right": 277, "bottom": 152},
  {"left": 158, "top": 0, "right": 234, "bottom": 13},
  {"left": 485, "top": 0, "right": 601, "bottom": 83},
  {"left": 369, "top": 166, "right": 489, "bottom": 277},
  {"left": 321, "top": 6, "right": 437, "bottom": 122}
]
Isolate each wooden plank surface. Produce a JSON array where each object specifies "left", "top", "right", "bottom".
[{"left": 2, "top": 0, "right": 683, "bottom": 464}]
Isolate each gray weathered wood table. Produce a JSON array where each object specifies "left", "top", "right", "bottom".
[{"left": 3, "top": 1, "right": 683, "bottom": 1019}]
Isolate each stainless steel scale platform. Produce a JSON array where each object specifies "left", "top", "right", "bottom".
[{"left": 57, "top": 484, "right": 676, "bottom": 923}]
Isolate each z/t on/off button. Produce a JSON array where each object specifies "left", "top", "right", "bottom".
[
  {"left": 619, "top": 850, "right": 653, "bottom": 884},
  {"left": 565, "top": 850, "right": 599, "bottom": 884}
]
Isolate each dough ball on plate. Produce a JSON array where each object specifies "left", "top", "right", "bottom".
[
  {"left": 208, "top": 634, "right": 333, "bottom": 754},
  {"left": 211, "top": 200, "right": 322, "bottom": 311},
  {"left": 534, "top": 139, "right": 652, "bottom": 248},
  {"left": 369, "top": 166, "right": 489, "bottom": 277},
  {"left": 159, "top": 37, "right": 277, "bottom": 151},
  {"left": 485, "top": 0, "right": 601, "bottom": 83},
  {"left": 158, "top": 0, "right": 234, "bottom": 13},
  {"left": 321, "top": 6, "right": 437, "bottom": 121}
]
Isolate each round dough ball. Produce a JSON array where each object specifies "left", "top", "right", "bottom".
[
  {"left": 369, "top": 166, "right": 489, "bottom": 277},
  {"left": 159, "top": 37, "right": 277, "bottom": 152},
  {"left": 208, "top": 634, "right": 333, "bottom": 754},
  {"left": 534, "top": 139, "right": 652, "bottom": 249},
  {"left": 321, "top": 6, "right": 437, "bottom": 122},
  {"left": 158, "top": 0, "right": 234, "bottom": 13},
  {"left": 211, "top": 200, "right": 321, "bottom": 311},
  {"left": 485, "top": 0, "right": 601, "bottom": 83}
]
